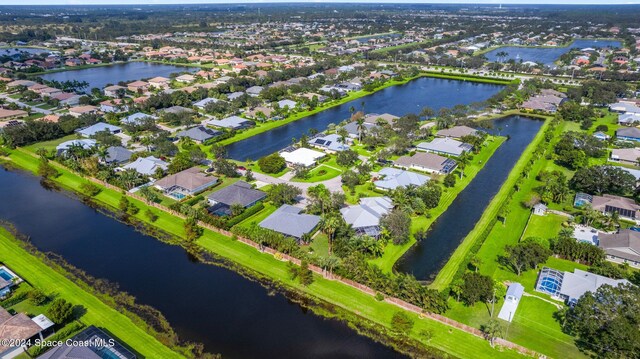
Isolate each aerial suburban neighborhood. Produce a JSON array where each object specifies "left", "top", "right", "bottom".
[{"left": 0, "top": 2, "right": 639, "bottom": 359}]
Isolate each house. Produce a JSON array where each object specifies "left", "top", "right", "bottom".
[
  {"left": 416, "top": 138, "right": 472, "bottom": 157},
  {"left": 103, "top": 146, "right": 133, "bottom": 165},
  {"left": 0, "top": 266, "right": 21, "bottom": 297},
  {"left": 610, "top": 101, "right": 640, "bottom": 115},
  {"left": 244, "top": 106, "right": 275, "bottom": 120},
  {"left": 340, "top": 197, "right": 393, "bottom": 238},
  {"left": 0, "top": 307, "right": 53, "bottom": 359},
  {"left": 68, "top": 105, "right": 98, "bottom": 118},
  {"left": 122, "top": 156, "right": 168, "bottom": 176},
  {"left": 176, "top": 74, "right": 195, "bottom": 83},
  {"left": 535, "top": 267, "right": 629, "bottom": 304},
  {"left": 598, "top": 229, "right": 640, "bottom": 268},
  {"left": 617, "top": 113, "right": 640, "bottom": 126},
  {"left": 592, "top": 194, "right": 639, "bottom": 220},
  {"left": 610, "top": 147, "right": 640, "bottom": 165},
  {"left": 259, "top": 204, "right": 321, "bottom": 240},
  {"left": 436, "top": 125, "right": 479, "bottom": 139},
  {"left": 277, "top": 99, "right": 297, "bottom": 110},
  {"left": 52, "top": 92, "right": 81, "bottom": 106},
  {"left": 573, "top": 225, "right": 599, "bottom": 245},
  {"left": 104, "top": 85, "right": 126, "bottom": 98},
  {"left": 121, "top": 112, "right": 157, "bottom": 126},
  {"left": 245, "top": 86, "right": 264, "bottom": 97},
  {"left": 154, "top": 167, "right": 218, "bottom": 198},
  {"left": 343, "top": 120, "right": 377, "bottom": 138},
  {"left": 280, "top": 148, "right": 326, "bottom": 167},
  {"left": 616, "top": 127, "right": 640, "bottom": 142},
  {"left": 0, "top": 108, "right": 27, "bottom": 121},
  {"left": 394, "top": 152, "right": 457, "bottom": 175},
  {"left": 175, "top": 126, "right": 220, "bottom": 143},
  {"left": 374, "top": 167, "right": 430, "bottom": 191},
  {"left": 56, "top": 139, "right": 97, "bottom": 156},
  {"left": 532, "top": 203, "right": 547, "bottom": 216},
  {"left": 207, "top": 181, "right": 266, "bottom": 216},
  {"left": 127, "top": 80, "right": 149, "bottom": 93},
  {"left": 37, "top": 325, "right": 137, "bottom": 359},
  {"left": 207, "top": 116, "right": 254, "bottom": 130},
  {"left": 309, "top": 133, "right": 350, "bottom": 153},
  {"left": 497, "top": 283, "right": 524, "bottom": 322},
  {"left": 193, "top": 97, "right": 220, "bottom": 109},
  {"left": 363, "top": 113, "right": 398, "bottom": 126},
  {"left": 147, "top": 76, "right": 170, "bottom": 89},
  {"left": 99, "top": 99, "right": 128, "bottom": 113},
  {"left": 227, "top": 92, "right": 245, "bottom": 101},
  {"left": 593, "top": 131, "right": 611, "bottom": 141},
  {"left": 76, "top": 122, "right": 122, "bottom": 137}
]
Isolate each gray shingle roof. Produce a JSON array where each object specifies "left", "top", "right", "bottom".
[
  {"left": 176, "top": 126, "right": 221, "bottom": 142},
  {"left": 105, "top": 146, "right": 133, "bottom": 164},
  {"left": 207, "top": 181, "right": 266, "bottom": 207},
  {"left": 259, "top": 204, "right": 320, "bottom": 239}
]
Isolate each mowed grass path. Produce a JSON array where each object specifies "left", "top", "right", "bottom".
[
  {"left": 3, "top": 148, "right": 529, "bottom": 359},
  {"left": 0, "top": 228, "right": 183, "bottom": 359}
]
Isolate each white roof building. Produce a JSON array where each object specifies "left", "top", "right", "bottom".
[{"left": 280, "top": 148, "right": 326, "bottom": 167}]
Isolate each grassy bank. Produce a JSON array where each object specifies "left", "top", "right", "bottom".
[
  {"left": 0, "top": 227, "right": 183, "bottom": 359},
  {"left": 431, "top": 116, "right": 552, "bottom": 290},
  {"left": 371, "top": 136, "right": 507, "bottom": 273},
  {"left": 2, "top": 148, "right": 529, "bottom": 359},
  {"left": 422, "top": 71, "right": 515, "bottom": 85}
]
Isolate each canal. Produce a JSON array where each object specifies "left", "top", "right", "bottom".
[
  {"left": 0, "top": 167, "right": 404, "bottom": 359},
  {"left": 484, "top": 39, "right": 621, "bottom": 65},
  {"left": 39, "top": 62, "right": 197, "bottom": 90},
  {"left": 226, "top": 77, "right": 504, "bottom": 161},
  {"left": 396, "top": 115, "right": 544, "bottom": 281}
]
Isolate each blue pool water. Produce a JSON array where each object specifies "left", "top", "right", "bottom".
[{"left": 0, "top": 269, "right": 13, "bottom": 281}]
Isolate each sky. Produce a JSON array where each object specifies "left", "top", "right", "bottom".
[{"left": 3, "top": 0, "right": 640, "bottom": 5}]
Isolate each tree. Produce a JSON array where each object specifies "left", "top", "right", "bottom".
[
  {"left": 457, "top": 152, "right": 470, "bottom": 179},
  {"left": 460, "top": 272, "right": 493, "bottom": 305},
  {"left": 321, "top": 212, "right": 343, "bottom": 255},
  {"left": 27, "top": 289, "right": 48, "bottom": 306},
  {"left": 380, "top": 208, "right": 411, "bottom": 245},
  {"left": 245, "top": 169, "right": 255, "bottom": 182},
  {"left": 37, "top": 159, "right": 58, "bottom": 179},
  {"left": 564, "top": 284, "right": 640, "bottom": 358},
  {"left": 335, "top": 149, "right": 359, "bottom": 167},
  {"left": 257, "top": 153, "right": 286, "bottom": 174},
  {"left": 118, "top": 195, "right": 130, "bottom": 213},
  {"left": 443, "top": 173, "right": 456, "bottom": 188},
  {"left": 502, "top": 239, "right": 551, "bottom": 276},
  {"left": 570, "top": 166, "right": 636, "bottom": 196},
  {"left": 391, "top": 311, "right": 414, "bottom": 336},
  {"left": 184, "top": 216, "right": 203, "bottom": 242},
  {"left": 481, "top": 319, "right": 502, "bottom": 348},
  {"left": 46, "top": 298, "right": 74, "bottom": 324},
  {"left": 268, "top": 183, "right": 301, "bottom": 206},
  {"left": 288, "top": 260, "right": 314, "bottom": 286}
]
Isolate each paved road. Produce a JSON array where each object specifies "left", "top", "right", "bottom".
[{"left": 0, "top": 94, "right": 54, "bottom": 115}]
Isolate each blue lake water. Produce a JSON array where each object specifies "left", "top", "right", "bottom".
[
  {"left": 484, "top": 39, "right": 621, "bottom": 65},
  {"left": 226, "top": 77, "right": 504, "bottom": 161},
  {"left": 0, "top": 47, "right": 53, "bottom": 57},
  {"left": 39, "top": 62, "right": 198, "bottom": 90}
]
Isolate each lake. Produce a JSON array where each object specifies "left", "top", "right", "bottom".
[
  {"left": 483, "top": 39, "right": 621, "bottom": 65},
  {"left": 0, "top": 47, "right": 53, "bottom": 57},
  {"left": 396, "top": 115, "right": 544, "bottom": 280},
  {"left": 39, "top": 62, "right": 198, "bottom": 90},
  {"left": 0, "top": 167, "right": 405, "bottom": 359},
  {"left": 226, "top": 77, "right": 504, "bottom": 161}
]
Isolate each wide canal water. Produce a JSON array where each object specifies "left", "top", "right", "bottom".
[
  {"left": 396, "top": 115, "right": 544, "bottom": 280},
  {"left": 484, "top": 39, "right": 621, "bottom": 65},
  {"left": 226, "top": 77, "right": 504, "bottom": 161},
  {"left": 0, "top": 168, "right": 404, "bottom": 359},
  {"left": 40, "top": 62, "right": 197, "bottom": 90}
]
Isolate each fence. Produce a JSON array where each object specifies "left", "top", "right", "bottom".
[{"left": 22, "top": 149, "right": 543, "bottom": 358}]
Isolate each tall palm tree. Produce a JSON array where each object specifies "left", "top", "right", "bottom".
[
  {"left": 458, "top": 152, "right": 470, "bottom": 179},
  {"left": 356, "top": 117, "right": 365, "bottom": 142},
  {"left": 321, "top": 213, "right": 342, "bottom": 255}
]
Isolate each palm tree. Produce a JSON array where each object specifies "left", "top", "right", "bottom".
[
  {"left": 321, "top": 213, "right": 342, "bottom": 255},
  {"left": 96, "top": 146, "right": 109, "bottom": 164},
  {"left": 458, "top": 152, "right": 470, "bottom": 179},
  {"left": 481, "top": 319, "right": 502, "bottom": 348},
  {"left": 356, "top": 117, "right": 366, "bottom": 142}
]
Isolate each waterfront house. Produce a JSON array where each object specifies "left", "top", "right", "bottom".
[
  {"left": 103, "top": 146, "right": 133, "bottom": 165},
  {"left": 0, "top": 266, "right": 21, "bottom": 297},
  {"left": 575, "top": 192, "right": 640, "bottom": 220},
  {"left": 207, "top": 116, "right": 254, "bottom": 130},
  {"left": 340, "top": 197, "right": 393, "bottom": 238},
  {"left": 127, "top": 80, "right": 149, "bottom": 93},
  {"left": 363, "top": 113, "right": 398, "bottom": 126},
  {"left": 309, "top": 133, "right": 350, "bottom": 153},
  {"left": 52, "top": 93, "right": 81, "bottom": 106},
  {"left": 416, "top": 138, "right": 472, "bottom": 157},
  {"left": 280, "top": 148, "right": 326, "bottom": 167},
  {"left": 104, "top": 85, "right": 126, "bottom": 98},
  {"left": 148, "top": 76, "right": 171, "bottom": 89},
  {"left": 154, "top": 167, "right": 218, "bottom": 198},
  {"left": 0, "top": 307, "right": 53, "bottom": 358},
  {"left": 244, "top": 106, "right": 275, "bottom": 120},
  {"left": 374, "top": 167, "right": 430, "bottom": 191},
  {"left": 394, "top": 152, "right": 457, "bottom": 175},
  {"left": 175, "top": 126, "right": 221, "bottom": 144},
  {"left": 76, "top": 122, "right": 122, "bottom": 137},
  {"left": 616, "top": 127, "right": 640, "bottom": 142},
  {"left": 436, "top": 125, "right": 479, "bottom": 139},
  {"left": 277, "top": 99, "right": 298, "bottom": 110},
  {"left": 176, "top": 74, "right": 195, "bottom": 83},
  {"left": 122, "top": 156, "right": 168, "bottom": 176},
  {"left": 37, "top": 325, "right": 137, "bottom": 359},
  {"left": 56, "top": 139, "right": 97, "bottom": 156},
  {"left": 598, "top": 229, "right": 640, "bottom": 268},
  {"left": 259, "top": 204, "right": 320, "bottom": 241},
  {"left": 535, "top": 267, "right": 629, "bottom": 304},
  {"left": 207, "top": 181, "right": 266, "bottom": 216}
]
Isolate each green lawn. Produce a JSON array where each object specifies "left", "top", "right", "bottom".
[
  {"left": 293, "top": 164, "right": 342, "bottom": 182},
  {"left": 307, "top": 233, "right": 330, "bottom": 258},
  {"left": 0, "top": 228, "right": 183, "bottom": 359},
  {"left": 234, "top": 203, "right": 277, "bottom": 230},
  {"left": 522, "top": 213, "right": 567, "bottom": 241},
  {"left": 3, "top": 147, "right": 530, "bottom": 359},
  {"left": 25, "top": 134, "right": 78, "bottom": 153},
  {"left": 371, "top": 136, "right": 507, "bottom": 272}
]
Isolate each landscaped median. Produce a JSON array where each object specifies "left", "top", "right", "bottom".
[
  {"left": 0, "top": 227, "right": 183, "bottom": 359},
  {"left": 371, "top": 135, "right": 507, "bottom": 273},
  {"left": 1, "top": 148, "right": 533, "bottom": 359},
  {"left": 430, "top": 117, "right": 552, "bottom": 291}
]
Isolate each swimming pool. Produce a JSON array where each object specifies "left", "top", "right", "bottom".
[
  {"left": 0, "top": 268, "right": 13, "bottom": 281},
  {"left": 169, "top": 192, "right": 186, "bottom": 200}
]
